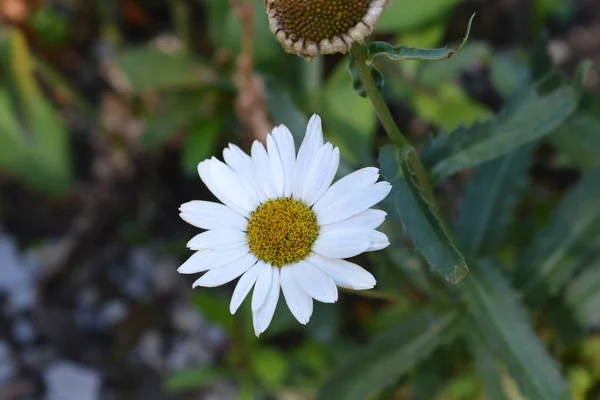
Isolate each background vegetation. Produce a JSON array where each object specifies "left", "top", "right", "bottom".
[{"left": 1, "top": 0, "right": 600, "bottom": 399}]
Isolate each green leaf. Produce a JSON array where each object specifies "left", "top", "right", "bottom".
[
  {"left": 461, "top": 263, "right": 572, "bottom": 400},
  {"left": 411, "top": 82, "right": 491, "bottom": 131},
  {"left": 118, "top": 48, "right": 216, "bottom": 93},
  {"left": 367, "top": 14, "right": 475, "bottom": 62},
  {"left": 408, "top": 355, "right": 453, "bottom": 400},
  {"left": 181, "top": 117, "right": 222, "bottom": 175},
  {"left": 317, "top": 312, "right": 461, "bottom": 400},
  {"left": 455, "top": 145, "right": 533, "bottom": 255},
  {"left": 490, "top": 52, "right": 532, "bottom": 98},
  {"left": 573, "top": 60, "right": 594, "bottom": 97},
  {"left": 249, "top": 347, "right": 289, "bottom": 391},
  {"left": 379, "top": 146, "right": 468, "bottom": 283},
  {"left": 565, "top": 254, "right": 600, "bottom": 328},
  {"left": 192, "top": 292, "right": 234, "bottom": 334},
  {"left": 0, "top": 29, "right": 72, "bottom": 195},
  {"left": 140, "top": 91, "right": 211, "bottom": 149},
  {"left": 543, "top": 297, "right": 586, "bottom": 349},
  {"left": 264, "top": 77, "right": 308, "bottom": 144},
  {"left": 374, "top": 0, "right": 462, "bottom": 32},
  {"left": 165, "top": 366, "right": 226, "bottom": 393},
  {"left": 517, "top": 165, "right": 600, "bottom": 302},
  {"left": 549, "top": 113, "right": 600, "bottom": 170},
  {"left": 418, "top": 42, "right": 490, "bottom": 87},
  {"left": 467, "top": 326, "right": 510, "bottom": 400},
  {"left": 422, "top": 79, "right": 578, "bottom": 182},
  {"left": 325, "top": 60, "right": 376, "bottom": 164},
  {"left": 530, "top": 32, "right": 552, "bottom": 80}
]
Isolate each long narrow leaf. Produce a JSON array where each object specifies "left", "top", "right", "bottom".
[
  {"left": 367, "top": 14, "right": 475, "bottom": 62},
  {"left": 455, "top": 145, "right": 533, "bottom": 255},
  {"left": 549, "top": 113, "right": 600, "bottom": 170},
  {"left": 565, "top": 254, "right": 600, "bottom": 328},
  {"left": 517, "top": 165, "right": 600, "bottom": 302},
  {"left": 468, "top": 327, "right": 510, "bottom": 400},
  {"left": 379, "top": 145, "right": 468, "bottom": 283},
  {"left": 422, "top": 82, "right": 577, "bottom": 182},
  {"left": 0, "top": 30, "right": 72, "bottom": 195},
  {"left": 317, "top": 312, "right": 461, "bottom": 400},
  {"left": 462, "top": 263, "right": 572, "bottom": 400}
]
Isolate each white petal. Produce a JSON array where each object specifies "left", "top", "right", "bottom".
[
  {"left": 292, "top": 261, "right": 338, "bottom": 303},
  {"left": 312, "top": 167, "right": 379, "bottom": 216},
  {"left": 253, "top": 267, "right": 280, "bottom": 336},
  {"left": 293, "top": 115, "right": 323, "bottom": 199},
  {"left": 198, "top": 161, "right": 250, "bottom": 217},
  {"left": 366, "top": 230, "right": 390, "bottom": 251},
  {"left": 267, "top": 134, "right": 285, "bottom": 197},
  {"left": 223, "top": 144, "right": 268, "bottom": 202},
  {"left": 252, "top": 261, "right": 273, "bottom": 311},
  {"left": 301, "top": 144, "right": 340, "bottom": 206},
  {"left": 312, "top": 228, "right": 371, "bottom": 259},
  {"left": 192, "top": 253, "right": 257, "bottom": 287},
  {"left": 178, "top": 245, "right": 249, "bottom": 274},
  {"left": 307, "top": 253, "right": 376, "bottom": 290},
  {"left": 223, "top": 144, "right": 252, "bottom": 171},
  {"left": 299, "top": 143, "right": 332, "bottom": 203},
  {"left": 321, "top": 209, "right": 387, "bottom": 231},
  {"left": 280, "top": 266, "right": 313, "bottom": 324},
  {"left": 230, "top": 263, "right": 262, "bottom": 314},
  {"left": 308, "top": 147, "right": 339, "bottom": 206},
  {"left": 316, "top": 182, "right": 392, "bottom": 225},
  {"left": 208, "top": 157, "right": 260, "bottom": 212},
  {"left": 251, "top": 141, "right": 278, "bottom": 199},
  {"left": 179, "top": 201, "right": 248, "bottom": 231},
  {"left": 272, "top": 125, "right": 296, "bottom": 197},
  {"left": 187, "top": 229, "right": 247, "bottom": 250}
]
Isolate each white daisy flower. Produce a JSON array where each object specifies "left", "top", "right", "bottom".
[{"left": 179, "top": 115, "right": 392, "bottom": 336}]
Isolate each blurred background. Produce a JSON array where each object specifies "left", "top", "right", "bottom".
[{"left": 1, "top": 0, "right": 600, "bottom": 399}]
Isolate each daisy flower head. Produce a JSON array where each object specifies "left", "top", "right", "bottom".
[
  {"left": 266, "top": 0, "right": 391, "bottom": 60},
  {"left": 179, "top": 115, "right": 392, "bottom": 336}
]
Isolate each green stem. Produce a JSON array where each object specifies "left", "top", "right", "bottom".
[
  {"left": 302, "top": 54, "right": 323, "bottom": 109},
  {"left": 350, "top": 43, "right": 436, "bottom": 203},
  {"left": 350, "top": 44, "right": 407, "bottom": 148},
  {"left": 170, "top": 0, "right": 193, "bottom": 52}
]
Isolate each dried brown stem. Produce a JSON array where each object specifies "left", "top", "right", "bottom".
[{"left": 230, "top": 0, "right": 273, "bottom": 144}]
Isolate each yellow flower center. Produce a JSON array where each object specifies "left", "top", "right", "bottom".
[
  {"left": 270, "top": 0, "right": 371, "bottom": 42},
  {"left": 246, "top": 198, "right": 319, "bottom": 267}
]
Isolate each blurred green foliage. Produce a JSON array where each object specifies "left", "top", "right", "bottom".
[{"left": 2, "top": 0, "right": 600, "bottom": 399}]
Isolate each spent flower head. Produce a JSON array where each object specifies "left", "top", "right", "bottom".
[
  {"left": 266, "top": 0, "right": 390, "bottom": 59},
  {"left": 179, "top": 115, "right": 392, "bottom": 336}
]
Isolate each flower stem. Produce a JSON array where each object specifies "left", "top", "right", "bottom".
[
  {"left": 350, "top": 44, "right": 407, "bottom": 148},
  {"left": 350, "top": 43, "right": 436, "bottom": 203}
]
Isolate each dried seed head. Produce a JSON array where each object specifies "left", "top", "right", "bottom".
[{"left": 266, "top": 0, "right": 390, "bottom": 59}]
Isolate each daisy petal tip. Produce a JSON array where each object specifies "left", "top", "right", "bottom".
[
  {"left": 276, "top": 123, "right": 289, "bottom": 132},
  {"left": 320, "top": 292, "right": 338, "bottom": 304},
  {"left": 374, "top": 240, "right": 391, "bottom": 250}
]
